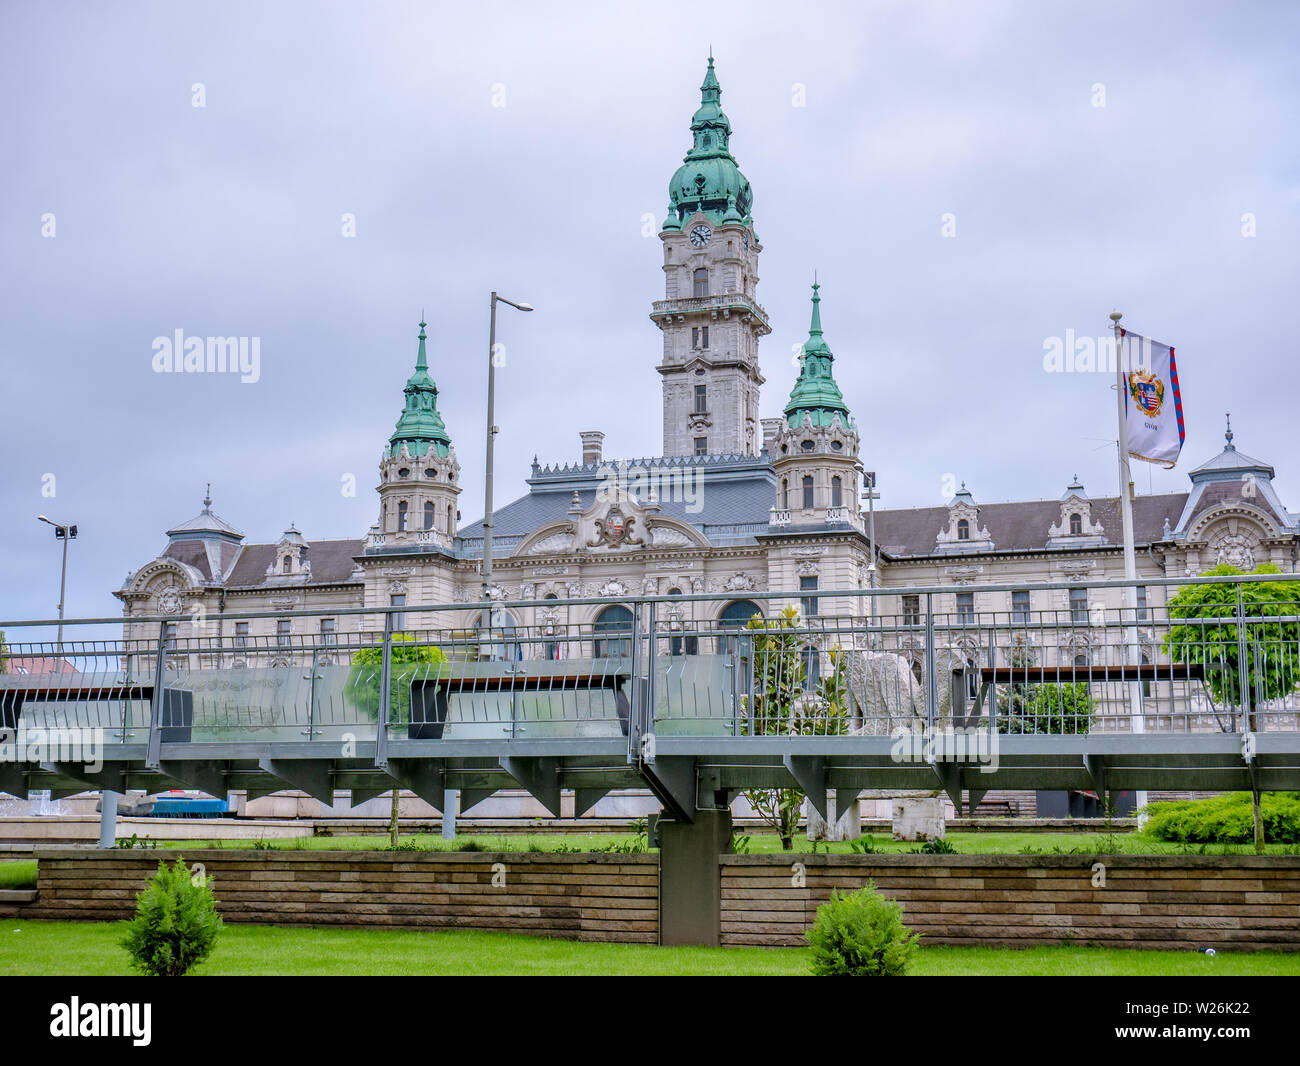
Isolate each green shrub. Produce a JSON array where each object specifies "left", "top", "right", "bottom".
[
  {"left": 345, "top": 635, "right": 446, "bottom": 723},
  {"left": 1142, "top": 792, "right": 1300, "bottom": 844},
  {"left": 805, "top": 882, "right": 920, "bottom": 976},
  {"left": 911, "top": 838, "right": 956, "bottom": 854},
  {"left": 120, "top": 858, "right": 223, "bottom": 976}
]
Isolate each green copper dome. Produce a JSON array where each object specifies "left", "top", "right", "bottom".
[
  {"left": 664, "top": 56, "right": 754, "bottom": 230},
  {"left": 784, "top": 283, "right": 854, "bottom": 430},
  {"left": 388, "top": 319, "right": 451, "bottom": 459}
]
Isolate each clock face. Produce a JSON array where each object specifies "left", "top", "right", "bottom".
[{"left": 689, "top": 224, "right": 712, "bottom": 247}]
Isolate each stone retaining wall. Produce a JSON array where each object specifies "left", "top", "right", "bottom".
[
  {"left": 17, "top": 849, "right": 1300, "bottom": 953},
  {"left": 720, "top": 854, "right": 1300, "bottom": 952},
  {"left": 27, "top": 849, "right": 659, "bottom": 943}
]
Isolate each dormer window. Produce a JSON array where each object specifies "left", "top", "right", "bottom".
[
  {"left": 282, "top": 556, "right": 291, "bottom": 574},
  {"left": 957, "top": 518, "right": 970, "bottom": 541},
  {"left": 1069, "top": 512, "right": 1082, "bottom": 535}
]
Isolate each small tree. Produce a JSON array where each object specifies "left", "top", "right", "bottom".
[
  {"left": 1164, "top": 563, "right": 1300, "bottom": 852},
  {"left": 346, "top": 635, "right": 446, "bottom": 845},
  {"left": 1163, "top": 562, "right": 1300, "bottom": 732},
  {"left": 739, "top": 606, "right": 848, "bottom": 849},
  {"left": 121, "top": 858, "right": 222, "bottom": 976}
]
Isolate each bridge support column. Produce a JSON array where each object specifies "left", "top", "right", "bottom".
[
  {"left": 98, "top": 790, "right": 118, "bottom": 848},
  {"left": 658, "top": 807, "right": 732, "bottom": 947}
]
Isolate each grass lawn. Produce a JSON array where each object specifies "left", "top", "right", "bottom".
[
  {"left": 136, "top": 830, "right": 1300, "bottom": 856},
  {"left": 1, "top": 921, "right": 1297, "bottom": 976}
]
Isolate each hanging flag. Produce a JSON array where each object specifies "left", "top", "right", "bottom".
[{"left": 1120, "top": 328, "right": 1185, "bottom": 468}]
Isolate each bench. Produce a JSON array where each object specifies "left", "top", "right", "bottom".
[
  {"left": 0, "top": 682, "right": 193, "bottom": 741},
  {"left": 407, "top": 667, "right": 633, "bottom": 739}
]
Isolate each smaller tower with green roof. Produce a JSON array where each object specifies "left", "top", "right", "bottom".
[
  {"left": 373, "top": 318, "right": 461, "bottom": 551},
  {"left": 770, "top": 282, "right": 863, "bottom": 530}
]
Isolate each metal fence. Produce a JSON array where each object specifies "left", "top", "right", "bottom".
[{"left": 3, "top": 572, "right": 1299, "bottom": 762}]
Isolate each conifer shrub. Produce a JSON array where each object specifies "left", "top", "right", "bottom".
[
  {"left": 806, "top": 882, "right": 920, "bottom": 976},
  {"left": 121, "top": 858, "right": 223, "bottom": 976}
]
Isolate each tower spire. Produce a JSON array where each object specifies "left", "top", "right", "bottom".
[
  {"left": 784, "top": 280, "right": 852, "bottom": 429},
  {"left": 388, "top": 317, "right": 451, "bottom": 459}
]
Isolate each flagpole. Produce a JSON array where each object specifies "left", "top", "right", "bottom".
[{"left": 1110, "top": 310, "right": 1148, "bottom": 819}]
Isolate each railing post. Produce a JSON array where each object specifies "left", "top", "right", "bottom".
[
  {"left": 145, "top": 619, "right": 168, "bottom": 769},
  {"left": 645, "top": 600, "right": 657, "bottom": 752},
  {"left": 924, "top": 593, "right": 937, "bottom": 735},
  {"left": 303, "top": 647, "right": 320, "bottom": 739},
  {"left": 628, "top": 600, "right": 643, "bottom": 763},
  {"left": 1236, "top": 584, "right": 1251, "bottom": 733},
  {"left": 376, "top": 611, "right": 393, "bottom": 767}
]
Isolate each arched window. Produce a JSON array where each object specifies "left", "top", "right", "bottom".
[
  {"left": 397, "top": 501, "right": 408, "bottom": 531},
  {"left": 718, "top": 599, "right": 762, "bottom": 657},
  {"left": 447, "top": 504, "right": 454, "bottom": 533},
  {"left": 693, "top": 268, "right": 709, "bottom": 298},
  {"left": 424, "top": 501, "right": 435, "bottom": 530},
  {"left": 593, "top": 605, "right": 634, "bottom": 658},
  {"left": 781, "top": 479, "right": 789, "bottom": 509},
  {"left": 1069, "top": 512, "right": 1082, "bottom": 535},
  {"left": 831, "top": 476, "right": 842, "bottom": 508},
  {"left": 957, "top": 518, "right": 969, "bottom": 540},
  {"left": 282, "top": 555, "right": 291, "bottom": 574},
  {"left": 802, "top": 475, "right": 815, "bottom": 509}
]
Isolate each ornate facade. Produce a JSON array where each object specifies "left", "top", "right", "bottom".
[{"left": 116, "top": 61, "right": 1300, "bottom": 654}]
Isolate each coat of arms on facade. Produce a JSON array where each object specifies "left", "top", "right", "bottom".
[
  {"left": 1128, "top": 369, "right": 1165, "bottom": 418},
  {"left": 587, "top": 504, "right": 645, "bottom": 548}
]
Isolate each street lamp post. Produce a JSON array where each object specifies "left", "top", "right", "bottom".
[
  {"left": 481, "top": 292, "right": 534, "bottom": 638},
  {"left": 37, "top": 515, "right": 77, "bottom": 651}
]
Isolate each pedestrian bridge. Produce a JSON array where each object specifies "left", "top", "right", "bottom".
[{"left": 3, "top": 574, "right": 1299, "bottom": 822}]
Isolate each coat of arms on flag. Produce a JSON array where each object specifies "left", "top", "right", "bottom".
[{"left": 1120, "top": 328, "right": 1185, "bottom": 469}]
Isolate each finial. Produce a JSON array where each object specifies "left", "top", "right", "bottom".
[
  {"left": 1225, "top": 412, "right": 1234, "bottom": 448},
  {"left": 203, "top": 483, "right": 212, "bottom": 511},
  {"left": 415, "top": 316, "right": 429, "bottom": 371}
]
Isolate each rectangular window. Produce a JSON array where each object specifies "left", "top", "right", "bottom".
[
  {"left": 276, "top": 619, "right": 291, "bottom": 648},
  {"left": 390, "top": 594, "right": 406, "bottom": 632},
  {"left": 694, "top": 384, "right": 707, "bottom": 413},
  {"left": 694, "top": 437, "right": 708, "bottom": 456},
  {"left": 802, "top": 475, "right": 814, "bottom": 510},
  {"left": 701, "top": 326, "right": 709, "bottom": 349},
  {"left": 1069, "top": 587, "right": 1088, "bottom": 625},
  {"left": 693, "top": 268, "right": 709, "bottom": 298},
  {"left": 1136, "top": 585, "right": 1148, "bottom": 622},
  {"left": 802, "top": 646, "right": 820, "bottom": 692},
  {"left": 320, "top": 618, "right": 336, "bottom": 646},
  {"left": 956, "top": 592, "right": 974, "bottom": 625},
  {"left": 164, "top": 623, "right": 177, "bottom": 650},
  {"left": 1012, "top": 589, "right": 1030, "bottom": 625},
  {"left": 800, "top": 575, "right": 819, "bottom": 618},
  {"left": 234, "top": 621, "right": 249, "bottom": 649},
  {"left": 691, "top": 327, "right": 699, "bottom": 348},
  {"left": 902, "top": 595, "right": 920, "bottom": 627}
]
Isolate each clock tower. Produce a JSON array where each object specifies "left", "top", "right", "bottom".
[{"left": 652, "top": 56, "right": 770, "bottom": 458}]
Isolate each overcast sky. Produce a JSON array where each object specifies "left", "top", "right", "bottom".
[{"left": 2, "top": 0, "right": 1298, "bottom": 628}]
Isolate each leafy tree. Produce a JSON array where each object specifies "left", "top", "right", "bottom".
[
  {"left": 1162, "top": 562, "right": 1300, "bottom": 732},
  {"left": 120, "top": 858, "right": 222, "bottom": 976},
  {"left": 997, "top": 682, "right": 1095, "bottom": 734},
  {"left": 738, "top": 606, "right": 848, "bottom": 849}
]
